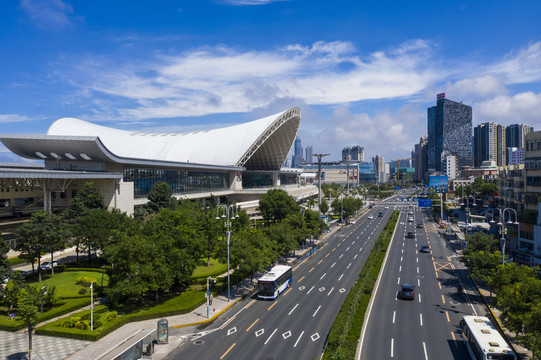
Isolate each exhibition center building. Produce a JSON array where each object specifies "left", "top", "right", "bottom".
[{"left": 0, "top": 107, "right": 314, "bottom": 217}]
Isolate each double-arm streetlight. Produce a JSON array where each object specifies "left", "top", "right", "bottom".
[
  {"left": 216, "top": 204, "right": 238, "bottom": 302},
  {"left": 206, "top": 276, "right": 217, "bottom": 318},
  {"left": 489, "top": 208, "right": 519, "bottom": 264},
  {"left": 461, "top": 196, "right": 476, "bottom": 229}
]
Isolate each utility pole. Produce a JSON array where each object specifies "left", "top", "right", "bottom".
[{"left": 313, "top": 153, "right": 330, "bottom": 209}]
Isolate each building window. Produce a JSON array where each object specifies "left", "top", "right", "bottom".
[{"left": 123, "top": 167, "right": 229, "bottom": 197}]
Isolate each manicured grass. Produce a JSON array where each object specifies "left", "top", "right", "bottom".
[
  {"left": 37, "top": 288, "right": 206, "bottom": 341},
  {"left": 7, "top": 256, "right": 26, "bottom": 266},
  {"left": 27, "top": 271, "right": 109, "bottom": 299},
  {"left": 192, "top": 258, "right": 227, "bottom": 278}
]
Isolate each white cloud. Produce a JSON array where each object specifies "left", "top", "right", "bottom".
[
  {"left": 474, "top": 91, "right": 541, "bottom": 126},
  {"left": 489, "top": 41, "right": 541, "bottom": 84},
  {"left": 445, "top": 74, "right": 508, "bottom": 100},
  {"left": 68, "top": 40, "right": 438, "bottom": 120},
  {"left": 20, "top": 0, "right": 80, "bottom": 29},
  {"left": 0, "top": 114, "right": 33, "bottom": 123}
]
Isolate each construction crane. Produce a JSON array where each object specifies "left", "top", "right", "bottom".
[{"left": 392, "top": 158, "right": 412, "bottom": 182}]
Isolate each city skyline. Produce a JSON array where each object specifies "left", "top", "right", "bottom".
[{"left": 1, "top": 1, "right": 540, "bottom": 163}]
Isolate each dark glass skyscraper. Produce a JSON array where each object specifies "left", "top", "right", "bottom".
[{"left": 427, "top": 94, "right": 473, "bottom": 172}]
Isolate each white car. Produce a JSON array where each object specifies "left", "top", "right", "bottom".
[
  {"left": 368, "top": 215, "right": 374, "bottom": 219},
  {"left": 40, "top": 260, "right": 58, "bottom": 270}
]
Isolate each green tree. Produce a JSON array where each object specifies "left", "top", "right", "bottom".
[
  {"left": 259, "top": 189, "right": 300, "bottom": 223},
  {"left": 303, "top": 209, "right": 328, "bottom": 239},
  {"left": 0, "top": 232, "right": 10, "bottom": 295},
  {"left": 17, "top": 287, "right": 39, "bottom": 360},
  {"left": 145, "top": 182, "right": 176, "bottom": 214},
  {"left": 201, "top": 209, "right": 222, "bottom": 267},
  {"left": 16, "top": 213, "right": 46, "bottom": 282},
  {"left": 35, "top": 211, "right": 65, "bottom": 276},
  {"left": 320, "top": 199, "right": 329, "bottom": 214}
]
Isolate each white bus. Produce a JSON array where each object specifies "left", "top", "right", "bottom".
[
  {"left": 257, "top": 265, "right": 293, "bottom": 300},
  {"left": 460, "top": 315, "right": 516, "bottom": 360}
]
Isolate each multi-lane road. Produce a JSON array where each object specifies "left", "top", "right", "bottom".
[
  {"left": 168, "top": 203, "right": 395, "bottom": 359},
  {"left": 168, "top": 192, "right": 491, "bottom": 360}
]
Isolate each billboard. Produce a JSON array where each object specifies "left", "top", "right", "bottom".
[
  {"left": 418, "top": 199, "right": 433, "bottom": 208},
  {"left": 429, "top": 175, "right": 448, "bottom": 193}
]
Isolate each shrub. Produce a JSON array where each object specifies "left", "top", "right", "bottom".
[
  {"left": 105, "top": 311, "right": 117, "bottom": 322},
  {"left": 78, "top": 288, "right": 87, "bottom": 295},
  {"left": 75, "top": 277, "right": 97, "bottom": 287}
]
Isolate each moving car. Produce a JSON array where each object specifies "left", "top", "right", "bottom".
[
  {"left": 406, "top": 231, "right": 415, "bottom": 238},
  {"left": 439, "top": 222, "right": 446, "bottom": 229},
  {"left": 407, "top": 216, "right": 414, "bottom": 222},
  {"left": 40, "top": 260, "right": 58, "bottom": 270},
  {"left": 400, "top": 284, "right": 415, "bottom": 300},
  {"left": 416, "top": 222, "right": 423, "bottom": 228},
  {"left": 368, "top": 215, "right": 374, "bottom": 220},
  {"left": 420, "top": 245, "right": 430, "bottom": 253},
  {"left": 378, "top": 212, "right": 383, "bottom": 217}
]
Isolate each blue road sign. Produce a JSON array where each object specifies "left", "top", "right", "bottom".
[{"left": 418, "top": 199, "right": 433, "bottom": 208}]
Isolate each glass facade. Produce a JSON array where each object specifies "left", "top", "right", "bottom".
[
  {"left": 242, "top": 172, "right": 273, "bottom": 188},
  {"left": 123, "top": 167, "right": 229, "bottom": 197}
]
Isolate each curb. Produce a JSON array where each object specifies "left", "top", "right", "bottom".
[{"left": 172, "top": 297, "right": 243, "bottom": 329}]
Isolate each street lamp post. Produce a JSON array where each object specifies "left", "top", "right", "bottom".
[
  {"left": 90, "top": 282, "right": 94, "bottom": 331},
  {"left": 216, "top": 204, "right": 238, "bottom": 302},
  {"left": 40, "top": 286, "right": 47, "bottom": 313},
  {"left": 490, "top": 208, "right": 519, "bottom": 264},
  {"left": 313, "top": 154, "right": 329, "bottom": 209},
  {"left": 206, "top": 276, "right": 216, "bottom": 318}
]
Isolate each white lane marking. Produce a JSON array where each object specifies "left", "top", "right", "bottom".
[
  {"left": 311, "top": 333, "right": 320, "bottom": 341},
  {"left": 346, "top": 247, "right": 350, "bottom": 251},
  {"left": 282, "top": 330, "right": 291, "bottom": 339},
  {"left": 320, "top": 273, "right": 326, "bottom": 280},
  {"left": 227, "top": 327, "right": 237, "bottom": 336},
  {"left": 255, "top": 328, "right": 264, "bottom": 337},
  {"left": 391, "top": 338, "right": 394, "bottom": 358},
  {"left": 288, "top": 303, "right": 299, "bottom": 315},
  {"left": 420, "top": 313, "right": 423, "bottom": 326},
  {"left": 338, "top": 274, "right": 344, "bottom": 281},
  {"left": 347, "top": 263, "right": 351, "bottom": 269},
  {"left": 307, "top": 286, "right": 314, "bottom": 294},
  {"left": 416, "top": 257, "right": 419, "bottom": 263},
  {"left": 294, "top": 331, "right": 304, "bottom": 347},
  {"left": 400, "top": 256, "right": 403, "bottom": 262},
  {"left": 313, "top": 306, "right": 321, "bottom": 317},
  {"left": 401, "top": 249, "right": 404, "bottom": 254},
  {"left": 331, "top": 262, "right": 336, "bottom": 268},
  {"left": 423, "top": 341, "right": 428, "bottom": 359},
  {"left": 339, "top": 254, "right": 344, "bottom": 259},
  {"left": 419, "top": 294, "right": 422, "bottom": 303},
  {"left": 397, "top": 277, "right": 400, "bottom": 285},
  {"left": 392, "top": 311, "right": 396, "bottom": 324},
  {"left": 356, "top": 236, "right": 360, "bottom": 239},
  {"left": 417, "top": 267, "right": 419, "bottom": 274},
  {"left": 339, "top": 288, "right": 346, "bottom": 293},
  {"left": 399, "top": 265, "right": 402, "bottom": 272},
  {"left": 359, "top": 247, "right": 363, "bottom": 252},
  {"left": 354, "top": 254, "right": 358, "bottom": 260},
  {"left": 264, "top": 328, "right": 277, "bottom": 344},
  {"left": 327, "top": 287, "right": 334, "bottom": 296},
  {"left": 352, "top": 241, "right": 355, "bottom": 244},
  {"left": 418, "top": 279, "right": 420, "bottom": 286}
]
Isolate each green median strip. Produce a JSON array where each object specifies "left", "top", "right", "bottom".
[{"left": 322, "top": 210, "right": 399, "bottom": 360}]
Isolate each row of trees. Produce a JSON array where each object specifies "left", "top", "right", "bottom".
[
  {"left": 11, "top": 183, "right": 328, "bottom": 306},
  {"left": 462, "top": 233, "right": 541, "bottom": 358}
]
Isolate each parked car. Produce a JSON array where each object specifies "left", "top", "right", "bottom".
[
  {"left": 400, "top": 284, "right": 415, "bottom": 300},
  {"left": 40, "top": 260, "right": 58, "bottom": 270},
  {"left": 420, "top": 245, "right": 430, "bottom": 253}
]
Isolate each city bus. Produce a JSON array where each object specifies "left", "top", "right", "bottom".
[
  {"left": 257, "top": 265, "right": 293, "bottom": 300},
  {"left": 460, "top": 315, "right": 516, "bottom": 360}
]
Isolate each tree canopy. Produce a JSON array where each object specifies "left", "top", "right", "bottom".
[{"left": 259, "top": 189, "right": 300, "bottom": 223}]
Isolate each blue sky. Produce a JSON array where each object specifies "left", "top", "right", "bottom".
[{"left": 1, "top": 0, "right": 540, "bottom": 163}]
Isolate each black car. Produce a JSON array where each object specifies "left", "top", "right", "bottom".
[
  {"left": 400, "top": 284, "right": 415, "bottom": 300},
  {"left": 416, "top": 222, "right": 423, "bottom": 228},
  {"left": 406, "top": 231, "right": 415, "bottom": 238},
  {"left": 420, "top": 245, "right": 430, "bottom": 253}
]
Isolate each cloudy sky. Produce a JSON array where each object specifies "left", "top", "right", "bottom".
[{"left": 1, "top": 0, "right": 540, "bottom": 163}]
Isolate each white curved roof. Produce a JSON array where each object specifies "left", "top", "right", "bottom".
[{"left": 1, "top": 108, "right": 300, "bottom": 171}]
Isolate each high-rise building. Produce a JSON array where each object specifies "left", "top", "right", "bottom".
[
  {"left": 305, "top": 146, "right": 313, "bottom": 165},
  {"left": 441, "top": 151, "right": 458, "bottom": 180},
  {"left": 506, "top": 124, "right": 533, "bottom": 151},
  {"left": 342, "top": 146, "right": 364, "bottom": 162},
  {"left": 413, "top": 137, "right": 428, "bottom": 183},
  {"left": 507, "top": 147, "right": 525, "bottom": 165},
  {"left": 473, "top": 123, "right": 506, "bottom": 167},
  {"left": 292, "top": 136, "right": 304, "bottom": 167},
  {"left": 427, "top": 93, "right": 473, "bottom": 172},
  {"left": 372, "top": 155, "right": 385, "bottom": 173}
]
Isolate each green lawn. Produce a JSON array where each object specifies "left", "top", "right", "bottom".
[
  {"left": 192, "top": 258, "right": 227, "bottom": 278},
  {"left": 27, "top": 271, "right": 109, "bottom": 298}
]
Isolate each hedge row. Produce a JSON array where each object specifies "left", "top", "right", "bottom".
[
  {"left": 0, "top": 297, "right": 90, "bottom": 331},
  {"left": 322, "top": 210, "right": 399, "bottom": 360},
  {"left": 37, "top": 289, "right": 205, "bottom": 341}
]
